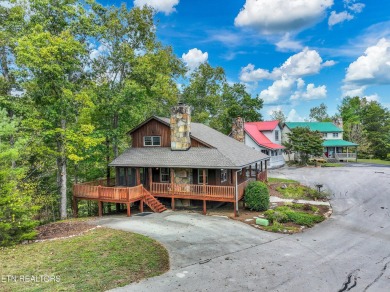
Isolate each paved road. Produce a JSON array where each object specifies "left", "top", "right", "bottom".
[{"left": 98, "top": 165, "right": 390, "bottom": 292}]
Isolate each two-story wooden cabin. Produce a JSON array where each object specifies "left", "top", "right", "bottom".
[{"left": 73, "top": 103, "right": 269, "bottom": 217}]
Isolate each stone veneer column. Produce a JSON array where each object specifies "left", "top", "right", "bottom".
[
  {"left": 232, "top": 117, "right": 245, "bottom": 143},
  {"left": 170, "top": 103, "right": 191, "bottom": 150}
]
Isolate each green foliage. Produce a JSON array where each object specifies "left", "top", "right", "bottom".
[
  {"left": 0, "top": 108, "right": 39, "bottom": 246},
  {"left": 339, "top": 96, "right": 390, "bottom": 159},
  {"left": 0, "top": 227, "right": 169, "bottom": 291},
  {"left": 270, "top": 109, "right": 286, "bottom": 126},
  {"left": 182, "top": 63, "right": 262, "bottom": 134},
  {"left": 267, "top": 177, "right": 298, "bottom": 183},
  {"left": 309, "top": 103, "right": 332, "bottom": 122},
  {"left": 244, "top": 181, "right": 269, "bottom": 211},
  {"left": 264, "top": 206, "right": 324, "bottom": 227},
  {"left": 284, "top": 127, "right": 323, "bottom": 165},
  {"left": 276, "top": 184, "right": 318, "bottom": 200}
]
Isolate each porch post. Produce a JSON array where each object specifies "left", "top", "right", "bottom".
[
  {"left": 136, "top": 168, "right": 141, "bottom": 185},
  {"left": 170, "top": 168, "right": 175, "bottom": 210},
  {"left": 98, "top": 201, "right": 103, "bottom": 217},
  {"left": 126, "top": 203, "right": 131, "bottom": 217},
  {"left": 356, "top": 147, "right": 358, "bottom": 162},
  {"left": 233, "top": 170, "right": 238, "bottom": 217},
  {"left": 202, "top": 169, "right": 206, "bottom": 194},
  {"left": 249, "top": 165, "right": 252, "bottom": 178},
  {"left": 203, "top": 200, "right": 206, "bottom": 215},
  {"left": 139, "top": 199, "right": 144, "bottom": 213},
  {"left": 347, "top": 147, "right": 349, "bottom": 161},
  {"left": 148, "top": 167, "right": 152, "bottom": 190}
]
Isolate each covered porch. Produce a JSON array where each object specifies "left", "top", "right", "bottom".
[
  {"left": 72, "top": 161, "right": 268, "bottom": 217},
  {"left": 323, "top": 140, "right": 358, "bottom": 162}
]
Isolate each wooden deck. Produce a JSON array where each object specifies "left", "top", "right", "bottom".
[
  {"left": 73, "top": 180, "right": 166, "bottom": 217},
  {"left": 73, "top": 179, "right": 253, "bottom": 217}
]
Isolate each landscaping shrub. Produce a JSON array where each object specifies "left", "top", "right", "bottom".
[
  {"left": 244, "top": 181, "right": 269, "bottom": 211},
  {"left": 265, "top": 206, "right": 324, "bottom": 227}
]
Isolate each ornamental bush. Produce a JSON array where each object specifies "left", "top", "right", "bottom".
[{"left": 244, "top": 181, "right": 269, "bottom": 211}]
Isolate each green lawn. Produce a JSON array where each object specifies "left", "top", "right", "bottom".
[
  {"left": 357, "top": 159, "right": 390, "bottom": 166},
  {"left": 0, "top": 228, "right": 169, "bottom": 292},
  {"left": 267, "top": 177, "right": 298, "bottom": 183},
  {"left": 321, "top": 163, "right": 343, "bottom": 167}
]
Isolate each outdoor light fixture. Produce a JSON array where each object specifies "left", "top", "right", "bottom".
[{"left": 316, "top": 184, "right": 323, "bottom": 193}]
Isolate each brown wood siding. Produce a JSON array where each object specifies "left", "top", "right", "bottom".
[
  {"left": 191, "top": 139, "right": 208, "bottom": 147},
  {"left": 131, "top": 119, "right": 171, "bottom": 147},
  {"left": 131, "top": 118, "right": 210, "bottom": 148}
]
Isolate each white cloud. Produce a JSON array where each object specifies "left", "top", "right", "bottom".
[
  {"left": 291, "top": 83, "right": 327, "bottom": 100},
  {"left": 322, "top": 60, "right": 337, "bottom": 67},
  {"left": 348, "top": 3, "right": 365, "bottom": 13},
  {"left": 259, "top": 75, "right": 296, "bottom": 104},
  {"left": 133, "top": 0, "right": 179, "bottom": 15},
  {"left": 275, "top": 33, "right": 303, "bottom": 51},
  {"left": 364, "top": 94, "right": 379, "bottom": 102},
  {"left": 241, "top": 48, "right": 331, "bottom": 104},
  {"left": 328, "top": 1, "right": 364, "bottom": 27},
  {"left": 240, "top": 64, "right": 271, "bottom": 82},
  {"left": 343, "top": 38, "right": 390, "bottom": 96},
  {"left": 234, "top": 0, "right": 333, "bottom": 34},
  {"left": 286, "top": 109, "right": 305, "bottom": 122},
  {"left": 328, "top": 11, "right": 354, "bottom": 26},
  {"left": 182, "top": 48, "right": 208, "bottom": 74}
]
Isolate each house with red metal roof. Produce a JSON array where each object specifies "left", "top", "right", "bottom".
[{"left": 243, "top": 120, "right": 285, "bottom": 169}]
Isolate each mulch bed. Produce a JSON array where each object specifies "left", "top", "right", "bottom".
[{"left": 36, "top": 220, "right": 97, "bottom": 240}]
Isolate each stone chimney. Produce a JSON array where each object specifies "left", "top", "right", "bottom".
[
  {"left": 232, "top": 117, "right": 245, "bottom": 143},
  {"left": 170, "top": 103, "right": 191, "bottom": 151},
  {"left": 333, "top": 117, "right": 343, "bottom": 130}
]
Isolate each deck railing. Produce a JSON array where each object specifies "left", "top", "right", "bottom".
[
  {"left": 73, "top": 182, "right": 143, "bottom": 202},
  {"left": 335, "top": 153, "right": 356, "bottom": 160},
  {"left": 150, "top": 180, "right": 252, "bottom": 201},
  {"left": 74, "top": 179, "right": 255, "bottom": 202}
]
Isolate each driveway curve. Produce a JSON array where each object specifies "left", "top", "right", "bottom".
[{"left": 98, "top": 164, "right": 390, "bottom": 292}]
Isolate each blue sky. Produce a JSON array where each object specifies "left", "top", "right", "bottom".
[{"left": 100, "top": 0, "right": 390, "bottom": 121}]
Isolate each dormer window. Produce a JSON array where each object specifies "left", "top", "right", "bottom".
[{"left": 144, "top": 136, "right": 161, "bottom": 146}]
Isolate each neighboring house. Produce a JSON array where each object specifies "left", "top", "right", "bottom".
[
  {"left": 73, "top": 103, "right": 269, "bottom": 217},
  {"left": 231, "top": 119, "right": 285, "bottom": 169},
  {"left": 282, "top": 122, "right": 358, "bottom": 162}
]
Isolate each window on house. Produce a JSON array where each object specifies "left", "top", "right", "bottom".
[
  {"left": 144, "top": 136, "right": 161, "bottom": 146},
  {"left": 275, "top": 130, "right": 279, "bottom": 141},
  {"left": 333, "top": 133, "right": 339, "bottom": 138},
  {"left": 220, "top": 169, "right": 227, "bottom": 183},
  {"left": 198, "top": 169, "right": 208, "bottom": 184},
  {"left": 261, "top": 150, "right": 269, "bottom": 155},
  {"left": 323, "top": 133, "right": 328, "bottom": 138},
  {"left": 160, "top": 168, "right": 170, "bottom": 183},
  {"left": 119, "top": 167, "right": 125, "bottom": 185}
]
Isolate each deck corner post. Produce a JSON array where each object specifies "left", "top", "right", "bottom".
[
  {"left": 234, "top": 202, "right": 237, "bottom": 217},
  {"left": 98, "top": 185, "right": 102, "bottom": 199},
  {"left": 98, "top": 201, "right": 103, "bottom": 217},
  {"left": 203, "top": 200, "right": 206, "bottom": 215},
  {"left": 171, "top": 197, "right": 175, "bottom": 211},
  {"left": 126, "top": 203, "right": 131, "bottom": 217},
  {"left": 140, "top": 199, "right": 144, "bottom": 213}
]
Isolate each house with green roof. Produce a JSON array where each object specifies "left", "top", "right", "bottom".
[{"left": 282, "top": 122, "right": 358, "bottom": 162}]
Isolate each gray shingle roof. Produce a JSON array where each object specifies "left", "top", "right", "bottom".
[{"left": 109, "top": 116, "right": 269, "bottom": 169}]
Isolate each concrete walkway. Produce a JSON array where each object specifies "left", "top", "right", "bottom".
[{"left": 101, "top": 165, "right": 390, "bottom": 292}]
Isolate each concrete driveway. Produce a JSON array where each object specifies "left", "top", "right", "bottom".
[{"left": 98, "top": 164, "right": 390, "bottom": 292}]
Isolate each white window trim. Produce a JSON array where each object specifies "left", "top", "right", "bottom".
[
  {"left": 220, "top": 169, "right": 227, "bottom": 183},
  {"left": 144, "top": 136, "right": 161, "bottom": 146},
  {"left": 275, "top": 130, "right": 279, "bottom": 141},
  {"left": 160, "top": 168, "right": 170, "bottom": 183},
  {"left": 198, "top": 169, "right": 208, "bottom": 184}
]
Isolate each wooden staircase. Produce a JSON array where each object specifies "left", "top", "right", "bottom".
[{"left": 143, "top": 189, "right": 167, "bottom": 213}]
